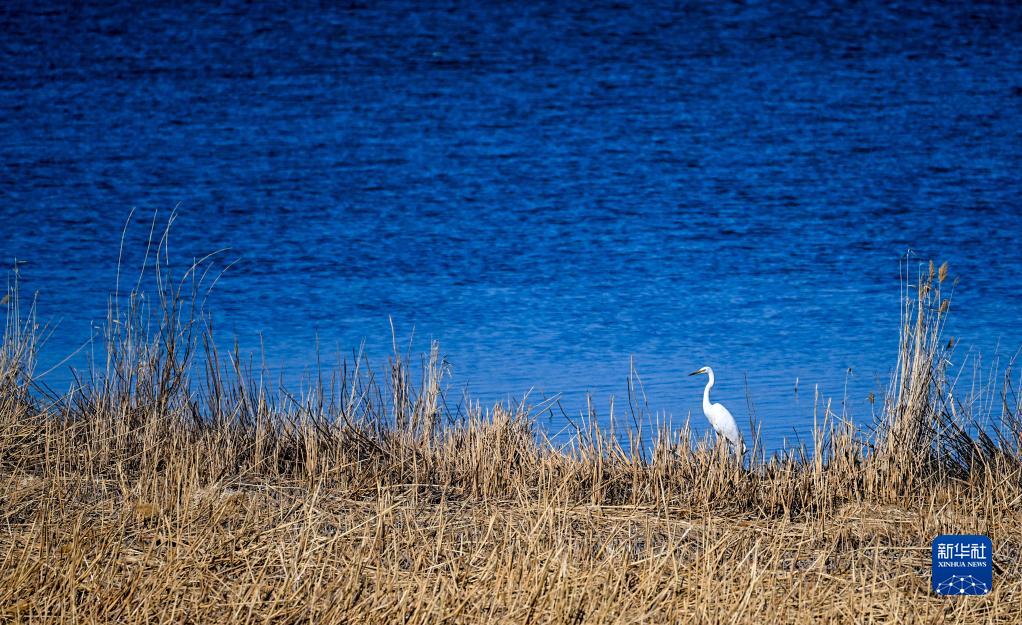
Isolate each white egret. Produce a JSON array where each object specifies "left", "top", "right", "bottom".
[{"left": 688, "top": 366, "right": 746, "bottom": 455}]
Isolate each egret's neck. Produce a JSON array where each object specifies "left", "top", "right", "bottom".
[{"left": 702, "top": 370, "right": 715, "bottom": 412}]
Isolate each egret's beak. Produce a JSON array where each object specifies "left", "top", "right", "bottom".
[{"left": 688, "top": 369, "right": 704, "bottom": 376}]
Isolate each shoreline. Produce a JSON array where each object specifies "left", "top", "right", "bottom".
[{"left": 0, "top": 262, "right": 1019, "bottom": 622}]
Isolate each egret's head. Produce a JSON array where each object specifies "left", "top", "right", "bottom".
[{"left": 688, "top": 367, "right": 709, "bottom": 377}]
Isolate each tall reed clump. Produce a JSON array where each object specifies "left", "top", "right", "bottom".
[
  {"left": 865, "top": 259, "right": 956, "bottom": 496},
  {"left": 868, "top": 260, "right": 1022, "bottom": 501},
  {"left": 0, "top": 233, "right": 1019, "bottom": 623}
]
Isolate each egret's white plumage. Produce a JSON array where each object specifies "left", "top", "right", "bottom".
[{"left": 688, "top": 366, "right": 745, "bottom": 455}]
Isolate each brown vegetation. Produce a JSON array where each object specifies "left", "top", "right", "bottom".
[{"left": 1, "top": 251, "right": 1020, "bottom": 623}]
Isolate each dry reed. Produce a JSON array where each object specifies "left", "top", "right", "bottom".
[{"left": 0, "top": 243, "right": 1019, "bottom": 624}]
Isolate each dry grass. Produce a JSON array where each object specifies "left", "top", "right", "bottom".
[{"left": 1, "top": 249, "right": 1020, "bottom": 623}]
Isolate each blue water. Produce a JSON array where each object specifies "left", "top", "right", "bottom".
[{"left": 2, "top": 0, "right": 1021, "bottom": 448}]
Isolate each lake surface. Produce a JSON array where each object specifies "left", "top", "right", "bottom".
[{"left": 2, "top": 0, "right": 1021, "bottom": 449}]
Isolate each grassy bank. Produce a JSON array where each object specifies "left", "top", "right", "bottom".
[{"left": 1, "top": 253, "right": 1020, "bottom": 623}]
